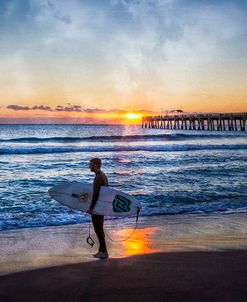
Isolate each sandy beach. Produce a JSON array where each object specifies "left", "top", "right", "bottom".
[
  {"left": 0, "top": 213, "right": 247, "bottom": 301},
  {"left": 0, "top": 250, "right": 247, "bottom": 302}
]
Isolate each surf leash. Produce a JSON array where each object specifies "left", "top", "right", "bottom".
[
  {"left": 86, "top": 217, "right": 95, "bottom": 248},
  {"left": 105, "top": 207, "right": 141, "bottom": 243},
  {"left": 86, "top": 207, "right": 140, "bottom": 247}
]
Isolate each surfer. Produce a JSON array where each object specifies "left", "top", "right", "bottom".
[{"left": 87, "top": 158, "right": 109, "bottom": 259}]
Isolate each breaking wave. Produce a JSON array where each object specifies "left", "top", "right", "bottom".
[
  {"left": 0, "top": 132, "right": 244, "bottom": 143},
  {"left": 1, "top": 144, "right": 247, "bottom": 155}
]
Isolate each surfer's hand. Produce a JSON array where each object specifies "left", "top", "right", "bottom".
[{"left": 87, "top": 208, "right": 94, "bottom": 215}]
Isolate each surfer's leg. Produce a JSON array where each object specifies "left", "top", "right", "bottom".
[
  {"left": 98, "top": 215, "right": 107, "bottom": 253},
  {"left": 92, "top": 214, "right": 107, "bottom": 253}
]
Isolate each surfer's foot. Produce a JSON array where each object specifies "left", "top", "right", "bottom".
[{"left": 93, "top": 251, "right": 109, "bottom": 259}]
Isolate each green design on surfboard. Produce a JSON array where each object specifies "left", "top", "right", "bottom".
[{"left": 113, "top": 194, "right": 132, "bottom": 213}]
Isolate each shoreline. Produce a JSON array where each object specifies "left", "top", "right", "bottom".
[
  {"left": 1, "top": 212, "right": 247, "bottom": 276},
  {"left": 2, "top": 209, "right": 247, "bottom": 233}
]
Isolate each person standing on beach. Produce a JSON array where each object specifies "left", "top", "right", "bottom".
[{"left": 87, "top": 158, "right": 109, "bottom": 259}]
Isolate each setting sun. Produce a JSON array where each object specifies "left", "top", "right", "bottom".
[{"left": 126, "top": 113, "right": 142, "bottom": 120}]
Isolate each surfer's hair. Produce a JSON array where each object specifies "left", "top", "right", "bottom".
[{"left": 90, "top": 158, "right": 101, "bottom": 167}]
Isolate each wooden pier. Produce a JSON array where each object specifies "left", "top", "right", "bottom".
[{"left": 142, "top": 113, "right": 247, "bottom": 131}]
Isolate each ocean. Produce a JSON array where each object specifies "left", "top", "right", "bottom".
[{"left": 0, "top": 124, "right": 247, "bottom": 231}]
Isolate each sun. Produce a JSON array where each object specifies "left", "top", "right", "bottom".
[{"left": 126, "top": 113, "right": 142, "bottom": 120}]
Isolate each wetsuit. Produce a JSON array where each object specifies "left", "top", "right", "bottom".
[{"left": 90, "top": 170, "right": 108, "bottom": 253}]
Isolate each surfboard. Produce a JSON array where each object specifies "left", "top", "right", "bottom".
[{"left": 48, "top": 182, "right": 141, "bottom": 217}]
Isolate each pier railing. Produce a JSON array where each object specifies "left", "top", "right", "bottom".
[{"left": 142, "top": 113, "right": 247, "bottom": 131}]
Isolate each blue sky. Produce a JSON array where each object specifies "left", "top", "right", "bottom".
[{"left": 0, "top": 0, "right": 246, "bottom": 121}]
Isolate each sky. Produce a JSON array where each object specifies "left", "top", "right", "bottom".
[{"left": 0, "top": 0, "right": 246, "bottom": 123}]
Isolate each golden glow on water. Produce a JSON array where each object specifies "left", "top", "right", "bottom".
[{"left": 112, "top": 227, "right": 162, "bottom": 257}]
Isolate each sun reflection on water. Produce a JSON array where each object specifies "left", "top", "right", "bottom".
[{"left": 110, "top": 227, "right": 162, "bottom": 258}]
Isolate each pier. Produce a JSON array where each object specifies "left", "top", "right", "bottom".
[{"left": 142, "top": 113, "right": 247, "bottom": 131}]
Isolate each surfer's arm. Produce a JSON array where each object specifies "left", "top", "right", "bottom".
[
  {"left": 89, "top": 172, "right": 108, "bottom": 210},
  {"left": 89, "top": 180, "right": 101, "bottom": 210}
]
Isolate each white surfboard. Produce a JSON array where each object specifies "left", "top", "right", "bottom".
[{"left": 48, "top": 182, "right": 141, "bottom": 217}]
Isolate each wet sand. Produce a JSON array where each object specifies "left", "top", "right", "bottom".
[
  {"left": 0, "top": 213, "right": 247, "bottom": 301},
  {"left": 0, "top": 251, "right": 247, "bottom": 302}
]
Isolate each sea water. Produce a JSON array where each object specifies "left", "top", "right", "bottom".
[{"left": 0, "top": 124, "right": 246, "bottom": 231}]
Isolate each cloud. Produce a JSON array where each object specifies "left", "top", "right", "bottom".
[
  {"left": 106, "top": 0, "right": 245, "bottom": 99},
  {"left": 82, "top": 108, "right": 126, "bottom": 114},
  {"left": 4, "top": 103, "right": 157, "bottom": 114},
  {"left": 83, "top": 108, "right": 110, "bottom": 114},
  {"left": 55, "top": 105, "right": 82, "bottom": 112},
  {"left": 6, "top": 104, "right": 52, "bottom": 111},
  {"left": 7, "top": 105, "right": 31, "bottom": 110},
  {"left": 54, "top": 106, "right": 156, "bottom": 114},
  {"left": 32, "top": 105, "right": 52, "bottom": 111},
  {"left": 46, "top": 0, "right": 72, "bottom": 24}
]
